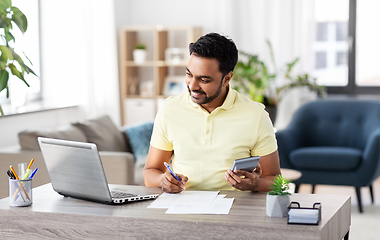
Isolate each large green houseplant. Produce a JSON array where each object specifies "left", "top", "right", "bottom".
[
  {"left": 232, "top": 40, "right": 326, "bottom": 122},
  {"left": 0, "top": 0, "right": 37, "bottom": 116}
]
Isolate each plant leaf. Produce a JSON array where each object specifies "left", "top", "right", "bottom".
[
  {"left": 9, "top": 63, "right": 30, "bottom": 87},
  {"left": 0, "top": 104, "right": 4, "bottom": 117},
  {"left": 0, "top": 0, "right": 12, "bottom": 10},
  {"left": 4, "top": 27, "right": 15, "bottom": 42},
  {"left": 0, "top": 69, "right": 9, "bottom": 92},
  {"left": 19, "top": 61, "right": 37, "bottom": 76},
  {"left": 11, "top": 6, "right": 28, "bottom": 33},
  {"left": 0, "top": 45, "right": 14, "bottom": 61},
  {"left": 0, "top": 61, "right": 6, "bottom": 69},
  {"left": 22, "top": 51, "right": 33, "bottom": 66}
]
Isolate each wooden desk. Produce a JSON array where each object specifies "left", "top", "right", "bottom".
[{"left": 0, "top": 184, "right": 350, "bottom": 240}]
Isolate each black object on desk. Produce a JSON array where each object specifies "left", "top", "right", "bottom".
[{"left": 287, "top": 201, "right": 321, "bottom": 225}]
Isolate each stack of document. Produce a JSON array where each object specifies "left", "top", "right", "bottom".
[
  {"left": 288, "top": 208, "right": 320, "bottom": 224},
  {"left": 148, "top": 191, "right": 234, "bottom": 214}
]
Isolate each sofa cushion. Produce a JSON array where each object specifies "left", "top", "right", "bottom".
[
  {"left": 125, "top": 121, "right": 154, "bottom": 166},
  {"left": 18, "top": 125, "right": 87, "bottom": 150},
  {"left": 289, "top": 147, "right": 362, "bottom": 171},
  {"left": 73, "top": 115, "right": 130, "bottom": 152}
]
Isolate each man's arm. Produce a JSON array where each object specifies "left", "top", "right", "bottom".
[
  {"left": 225, "top": 150, "right": 281, "bottom": 192},
  {"left": 143, "top": 145, "right": 187, "bottom": 193}
]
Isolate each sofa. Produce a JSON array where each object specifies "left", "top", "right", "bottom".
[{"left": 0, "top": 115, "right": 154, "bottom": 199}]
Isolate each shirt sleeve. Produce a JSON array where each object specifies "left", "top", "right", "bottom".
[
  {"left": 250, "top": 107, "right": 278, "bottom": 157},
  {"left": 150, "top": 100, "right": 174, "bottom": 151}
]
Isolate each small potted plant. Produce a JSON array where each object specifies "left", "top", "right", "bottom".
[
  {"left": 133, "top": 43, "right": 147, "bottom": 64},
  {"left": 266, "top": 174, "right": 291, "bottom": 217}
]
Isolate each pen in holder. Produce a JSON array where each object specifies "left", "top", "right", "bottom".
[{"left": 9, "top": 178, "right": 33, "bottom": 207}]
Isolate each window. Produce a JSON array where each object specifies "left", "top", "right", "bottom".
[
  {"left": 312, "top": 0, "right": 349, "bottom": 87},
  {"left": 312, "top": 0, "right": 380, "bottom": 94},
  {"left": 356, "top": 0, "right": 380, "bottom": 87},
  {"left": 0, "top": 0, "right": 41, "bottom": 107}
]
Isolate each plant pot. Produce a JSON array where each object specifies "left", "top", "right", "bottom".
[
  {"left": 266, "top": 194, "right": 290, "bottom": 217},
  {"left": 133, "top": 49, "right": 147, "bottom": 64}
]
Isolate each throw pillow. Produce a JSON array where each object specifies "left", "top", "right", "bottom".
[
  {"left": 18, "top": 125, "right": 87, "bottom": 150},
  {"left": 125, "top": 121, "right": 154, "bottom": 166},
  {"left": 72, "top": 115, "right": 130, "bottom": 152}
]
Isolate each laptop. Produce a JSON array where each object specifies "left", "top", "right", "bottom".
[{"left": 38, "top": 137, "right": 159, "bottom": 204}]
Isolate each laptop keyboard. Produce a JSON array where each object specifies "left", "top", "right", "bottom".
[{"left": 111, "top": 191, "right": 138, "bottom": 199}]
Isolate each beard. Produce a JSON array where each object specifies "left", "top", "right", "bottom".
[{"left": 187, "top": 79, "right": 223, "bottom": 105}]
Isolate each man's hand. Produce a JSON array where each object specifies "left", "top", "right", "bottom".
[
  {"left": 225, "top": 163, "right": 262, "bottom": 191},
  {"left": 160, "top": 171, "right": 188, "bottom": 193}
]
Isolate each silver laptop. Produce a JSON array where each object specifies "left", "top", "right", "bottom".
[{"left": 38, "top": 137, "right": 158, "bottom": 204}]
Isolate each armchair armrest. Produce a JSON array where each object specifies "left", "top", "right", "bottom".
[
  {"left": 361, "top": 128, "right": 380, "bottom": 184},
  {"left": 99, "top": 151, "right": 135, "bottom": 185},
  {"left": 275, "top": 127, "right": 303, "bottom": 169}
]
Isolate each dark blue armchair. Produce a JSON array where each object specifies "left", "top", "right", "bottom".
[{"left": 276, "top": 100, "right": 380, "bottom": 213}]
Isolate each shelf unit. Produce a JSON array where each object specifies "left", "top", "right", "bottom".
[{"left": 119, "top": 26, "right": 202, "bottom": 125}]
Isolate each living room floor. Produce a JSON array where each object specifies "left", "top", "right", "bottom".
[{"left": 297, "top": 176, "right": 380, "bottom": 208}]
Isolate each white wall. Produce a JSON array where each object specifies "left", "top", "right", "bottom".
[
  {"left": 113, "top": 0, "right": 315, "bottom": 128},
  {"left": 0, "top": 0, "right": 120, "bottom": 149},
  {"left": 113, "top": 0, "right": 313, "bottom": 73},
  {"left": 40, "top": 0, "right": 120, "bottom": 124},
  {"left": 0, "top": 0, "right": 315, "bottom": 149}
]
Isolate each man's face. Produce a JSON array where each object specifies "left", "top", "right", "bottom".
[{"left": 185, "top": 54, "right": 228, "bottom": 107}]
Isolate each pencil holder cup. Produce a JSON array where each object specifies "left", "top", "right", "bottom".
[{"left": 9, "top": 178, "right": 32, "bottom": 207}]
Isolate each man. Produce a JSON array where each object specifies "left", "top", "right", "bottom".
[{"left": 144, "top": 32, "right": 281, "bottom": 193}]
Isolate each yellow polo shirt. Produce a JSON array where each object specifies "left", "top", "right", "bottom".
[{"left": 150, "top": 87, "right": 277, "bottom": 190}]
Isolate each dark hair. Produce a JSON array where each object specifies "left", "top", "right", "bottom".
[{"left": 189, "top": 32, "right": 238, "bottom": 76}]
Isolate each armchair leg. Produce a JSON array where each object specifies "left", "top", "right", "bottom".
[
  {"left": 295, "top": 184, "right": 300, "bottom": 193},
  {"left": 312, "top": 185, "right": 316, "bottom": 194},
  {"left": 355, "top": 187, "right": 363, "bottom": 213},
  {"left": 369, "top": 185, "right": 374, "bottom": 204}
]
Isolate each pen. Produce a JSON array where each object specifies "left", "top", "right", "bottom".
[
  {"left": 8, "top": 169, "right": 26, "bottom": 202},
  {"left": 28, "top": 168, "right": 38, "bottom": 179},
  {"left": 164, "top": 162, "right": 185, "bottom": 190},
  {"left": 7, "top": 170, "right": 15, "bottom": 179},
  {"left": 23, "top": 159, "right": 34, "bottom": 180},
  {"left": 10, "top": 165, "right": 30, "bottom": 201}
]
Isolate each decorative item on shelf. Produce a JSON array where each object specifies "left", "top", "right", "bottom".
[
  {"left": 162, "top": 75, "right": 186, "bottom": 96},
  {"left": 165, "top": 48, "right": 187, "bottom": 65},
  {"left": 133, "top": 43, "right": 147, "bottom": 64},
  {"left": 231, "top": 40, "right": 327, "bottom": 124},
  {"left": 128, "top": 76, "right": 139, "bottom": 95},
  {"left": 266, "top": 174, "right": 291, "bottom": 218},
  {"left": 139, "top": 80, "right": 155, "bottom": 97}
]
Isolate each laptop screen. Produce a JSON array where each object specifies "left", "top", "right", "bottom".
[{"left": 38, "top": 137, "right": 113, "bottom": 203}]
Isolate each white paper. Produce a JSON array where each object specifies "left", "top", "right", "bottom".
[
  {"left": 147, "top": 191, "right": 220, "bottom": 209},
  {"left": 147, "top": 191, "right": 234, "bottom": 214},
  {"left": 288, "top": 209, "right": 319, "bottom": 224},
  {"left": 165, "top": 196, "right": 234, "bottom": 214}
]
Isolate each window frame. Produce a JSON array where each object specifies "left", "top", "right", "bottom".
[{"left": 327, "top": 0, "right": 380, "bottom": 95}]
